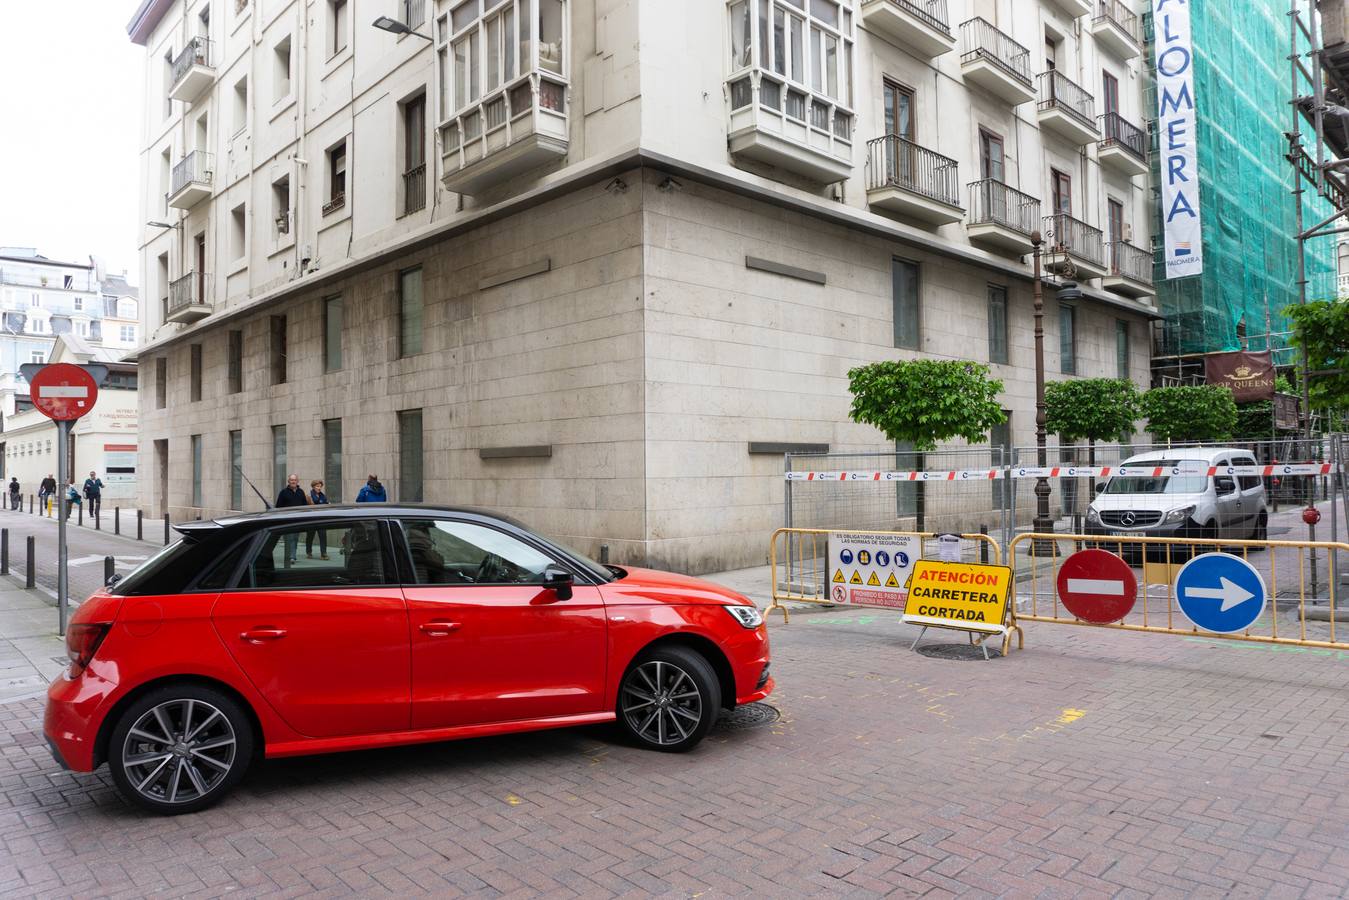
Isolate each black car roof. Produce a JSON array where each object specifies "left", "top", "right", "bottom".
[{"left": 174, "top": 504, "right": 526, "bottom": 535}]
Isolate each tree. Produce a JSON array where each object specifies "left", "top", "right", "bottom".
[
  {"left": 1286, "top": 300, "right": 1349, "bottom": 411},
  {"left": 1234, "top": 375, "right": 1298, "bottom": 438},
  {"left": 1044, "top": 378, "right": 1139, "bottom": 456},
  {"left": 1140, "top": 385, "right": 1238, "bottom": 442}
]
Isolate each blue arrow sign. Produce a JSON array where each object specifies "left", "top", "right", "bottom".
[{"left": 1175, "top": 553, "right": 1267, "bottom": 634}]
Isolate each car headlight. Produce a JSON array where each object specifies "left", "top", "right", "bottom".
[
  {"left": 1163, "top": 505, "right": 1196, "bottom": 524},
  {"left": 1086, "top": 506, "right": 1101, "bottom": 524},
  {"left": 724, "top": 605, "right": 763, "bottom": 629}
]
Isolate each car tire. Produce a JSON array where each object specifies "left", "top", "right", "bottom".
[
  {"left": 616, "top": 646, "right": 721, "bottom": 753},
  {"left": 107, "top": 683, "right": 254, "bottom": 815},
  {"left": 1254, "top": 512, "right": 1269, "bottom": 542}
]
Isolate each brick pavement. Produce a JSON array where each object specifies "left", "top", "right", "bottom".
[{"left": 3, "top": 611, "right": 1349, "bottom": 897}]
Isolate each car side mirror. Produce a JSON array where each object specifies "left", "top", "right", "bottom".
[
  {"left": 542, "top": 567, "right": 573, "bottom": 601},
  {"left": 1215, "top": 476, "right": 1236, "bottom": 495},
  {"left": 1094, "top": 482, "right": 1106, "bottom": 494}
]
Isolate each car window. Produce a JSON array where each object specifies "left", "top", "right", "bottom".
[
  {"left": 193, "top": 537, "right": 256, "bottom": 591},
  {"left": 241, "top": 521, "right": 392, "bottom": 589},
  {"left": 400, "top": 519, "right": 557, "bottom": 586}
]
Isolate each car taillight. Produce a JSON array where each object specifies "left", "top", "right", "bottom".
[{"left": 66, "top": 623, "right": 110, "bottom": 677}]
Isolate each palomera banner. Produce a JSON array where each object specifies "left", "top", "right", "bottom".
[
  {"left": 1205, "top": 350, "right": 1275, "bottom": 402},
  {"left": 1154, "top": 0, "right": 1203, "bottom": 278}
]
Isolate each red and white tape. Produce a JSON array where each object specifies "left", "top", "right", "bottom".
[{"left": 784, "top": 463, "right": 1333, "bottom": 482}]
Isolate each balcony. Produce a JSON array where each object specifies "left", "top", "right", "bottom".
[
  {"left": 859, "top": 0, "right": 955, "bottom": 59},
  {"left": 1098, "top": 112, "right": 1149, "bottom": 176},
  {"left": 1037, "top": 71, "right": 1098, "bottom": 145},
  {"left": 441, "top": 75, "right": 569, "bottom": 195},
  {"left": 1103, "top": 240, "right": 1153, "bottom": 298},
  {"left": 1044, "top": 213, "right": 1106, "bottom": 279},
  {"left": 167, "top": 151, "right": 214, "bottom": 210},
  {"left": 865, "top": 135, "right": 963, "bottom": 225},
  {"left": 168, "top": 37, "right": 214, "bottom": 103},
  {"left": 959, "top": 18, "right": 1035, "bottom": 106},
  {"left": 1045, "top": 0, "right": 1092, "bottom": 16},
  {"left": 727, "top": 72, "right": 853, "bottom": 184},
  {"left": 966, "top": 179, "right": 1040, "bottom": 254},
  {"left": 1090, "top": 0, "right": 1141, "bottom": 59},
  {"left": 167, "top": 272, "right": 211, "bottom": 325}
]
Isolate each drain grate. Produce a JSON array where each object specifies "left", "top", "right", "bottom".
[
  {"left": 916, "top": 644, "right": 1002, "bottom": 662},
  {"left": 714, "top": 702, "right": 780, "bottom": 731}
]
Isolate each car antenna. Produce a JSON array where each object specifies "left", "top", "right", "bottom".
[{"left": 233, "top": 465, "right": 273, "bottom": 510}]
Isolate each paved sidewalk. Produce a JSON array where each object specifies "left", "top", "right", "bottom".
[{"left": 0, "top": 580, "right": 65, "bottom": 704}]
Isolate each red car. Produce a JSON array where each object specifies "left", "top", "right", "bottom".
[{"left": 45, "top": 506, "right": 772, "bottom": 814}]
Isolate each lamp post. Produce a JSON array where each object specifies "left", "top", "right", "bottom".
[
  {"left": 1031, "top": 231, "right": 1054, "bottom": 540},
  {"left": 371, "top": 15, "right": 434, "bottom": 41}
]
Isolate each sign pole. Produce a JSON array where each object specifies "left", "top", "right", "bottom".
[{"left": 57, "top": 419, "right": 69, "bottom": 636}]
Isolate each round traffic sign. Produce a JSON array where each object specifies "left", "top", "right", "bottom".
[
  {"left": 1175, "top": 552, "right": 1267, "bottom": 634},
  {"left": 29, "top": 364, "right": 98, "bottom": 421},
  {"left": 1056, "top": 549, "right": 1138, "bottom": 623}
]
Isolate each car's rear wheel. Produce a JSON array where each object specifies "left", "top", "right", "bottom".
[
  {"left": 617, "top": 646, "right": 720, "bottom": 753},
  {"left": 107, "top": 684, "right": 254, "bottom": 815}
]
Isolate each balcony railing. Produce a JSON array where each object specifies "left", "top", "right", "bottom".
[
  {"left": 402, "top": 164, "right": 426, "bottom": 215},
  {"left": 1038, "top": 70, "right": 1095, "bottom": 130},
  {"left": 1107, "top": 240, "right": 1152, "bottom": 284},
  {"left": 959, "top": 18, "right": 1033, "bottom": 88},
  {"left": 1045, "top": 212, "right": 1104, "bottom": 267},
  {"left": 967, "top": 179, "right": 1040, "bottom": 236},
  {"left": 322, "top": 192, "right": 346, "bottom": 216},
  {"left": 168, "top": 271, "right": 209, "bottom": 316},
  {"left": 170, "top": 37, "right": 212, "bottom": 87},
  {"left": 866, "top": 135, "right": 960, "bottom": 207},
  {"left": 891, "top": 0, "right": 952, "bottom": 36},
  {"left": 170, "top": 150, "right": 214, "bottom": 196},
  {"left": 1099, "top": 111, "right": 1147, "bottom": 161},
  {"left": 1094, "top": 0, "right": 1140, "bottom": 44}
]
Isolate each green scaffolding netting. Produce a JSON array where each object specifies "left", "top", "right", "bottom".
[{"left": 1147, "top": 0, "right": 1337, "bottom": 364}]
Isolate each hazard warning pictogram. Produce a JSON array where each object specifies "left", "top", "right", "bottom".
[
  {"left": 832, "top": 569, "right": 845, "bottom": 583},
  {"left": 850, "top": 570, "right": 863, "bottom": 584},
  {"left": 885, "top": 571, "right": 900, "bottom": 588},
  {"left": 866, "top": 571, "right": 881, "bottom": 586}
]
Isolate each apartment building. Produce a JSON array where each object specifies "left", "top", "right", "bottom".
[{"left": 128, "top": 0, "right": 1156, "bottom": 573}]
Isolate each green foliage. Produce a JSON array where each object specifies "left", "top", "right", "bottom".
[
  {"left": 1044, "top": 379, "right": 1139, "bottom": 444},
  {"left": 1287, "top": 301, "right": 1349, "bottom": 410},
  {"left": 1235, "top": 375, "right": 1299, "bottom": 437},
  {"left": 1140, "top": 385, "right": 1238, "bottom": 442},
  {"left": 846, "top": 360, "right": 1006, "bottom": 453}
]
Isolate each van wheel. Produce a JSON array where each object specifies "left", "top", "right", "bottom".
[{"left": 616, "top": 646, "right": 720, "bottom": 753}]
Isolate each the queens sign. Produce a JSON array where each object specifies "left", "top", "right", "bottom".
[{"left": 1154, "top": 0, "right": 1203, "bottom": 279}]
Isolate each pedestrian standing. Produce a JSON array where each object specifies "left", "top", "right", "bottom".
[
  {"left": 82, "top": 471, "right": 104, "bottom": 517},
  {"left": 64, "top": 486, "right": 81, "bottom": 520},
  {"left": 39, "top": 474, "right": 56, "bottom": 516},
  {"left": 305, "top": 479, "right": 330, "bottom": 560},
  {"left": 356, "top": 474, "right": 387, "bottom": 502},
  {"left": 274, "top": 474, "right": 309, "bottom": 565},
  {"left": 8, "top": 477, "right": 20, "bottom": 511}
]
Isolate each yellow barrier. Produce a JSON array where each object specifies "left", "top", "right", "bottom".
[{"left": 1009, "top": 533, "right": 1349, "bottom": 651}]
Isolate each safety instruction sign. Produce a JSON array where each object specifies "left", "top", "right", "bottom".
[
  {"left": 902, "top": 560, "right": 1012, "bottom": 634},
  {"left": 827, "top": 532, "right": 919, "bottom": 609}
]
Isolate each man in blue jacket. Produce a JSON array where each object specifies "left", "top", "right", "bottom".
[
  {"left": 356, "top": 474, "right": 387, "bottom": 502},
  {"left": 82, "top": 471, "right": 104, "bottom": 517}
]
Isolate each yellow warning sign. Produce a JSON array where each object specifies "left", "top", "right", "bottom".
[
  {"left": 850, "top": 570, "right": 863, "bottom": 584},
  {"left": 902, "top": 560, "right": 1012, "bottom": 634},
  {"left": 832, "top": 569, "right": 845, "bottom": 583},
  {"left": 866, "top": 571, "right": 881, "bottom": 586},
  {"left": 885, "top": 571, "right": 900, "bottom": 588}
]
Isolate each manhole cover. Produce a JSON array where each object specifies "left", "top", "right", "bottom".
[
  {"left": 916, "top": 644, "right": 1002, "bottom": 661},
  {"left": 715, "top": 702, "right": 780, "bottom": 731}
]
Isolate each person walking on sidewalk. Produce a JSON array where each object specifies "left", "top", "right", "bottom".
[
  {"left": 38, "top": 474, "right": 56, "bottom": 516},
  {"left": 356, "top": 474, "right": 387, "bottom": 503},
  {"left": 82, "top": 471, "right": 103, "bottom": 517},
  {"left": 64, "top": 486, "right": 81, "bottom": 520},
  {"left": 275, "top": 474, "right": 309, "bottom": 565},
  {"left": 7, "top": 477, "right": 19, "bottom": 511},
  {"left": 305, "top": 479, "right": 330, "bottom": 560}
]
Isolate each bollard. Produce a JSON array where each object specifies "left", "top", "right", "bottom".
[
  {"left": 137, "top": 509, "right": 143, "bottom": 541},
  {"left": 164, "top": 514, "right": 170, "bottom": 546},
  {"left": 28, "top": 494, "right": 32, "bottom": 514},
  {"left": 1310, "top": 520, "right": 1320, "bottom": 600},
  {"left": 114, "top": 506, "right": 120, "bottom": 536},
  {"left": 979, "top": 524, "right": 989, "bottom": 564},
  {"left": 95, "top": 507, "right": 100, "bottom": 531},
  {"left": 1, "top": 528, "right": 7, "bottom": 575},
  {"left": 77, "top": 503, "right": 83, "bottom": 526},
  {"left": 25, "top": 536, "right": 34, "bottom": 589},
  {"left": 104, "top": 556, "right": 115, "bottom": 585}
]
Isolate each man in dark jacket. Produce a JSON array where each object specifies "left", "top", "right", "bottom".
[
  {"left": 8, "top": 477, "right": 19, "bottom": 511},
  {"left": 39, "top": 474, "right": 56, "bottom": 516},
  {"left": 82, "top": 471, "right": 104, "bottom": 517},
  {"left": 275, "top": 474, "right": 309, "bottom": 565},
  {"left": 356, "top": 475, "right": 387, "bottom": 502}
]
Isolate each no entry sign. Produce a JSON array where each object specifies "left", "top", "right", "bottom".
[
  {"left": 1056, "top": 549, "right": 1138, "bottom": 624},
  {"left": 29, "top": 363, "right": 99, "bottom": 421}
]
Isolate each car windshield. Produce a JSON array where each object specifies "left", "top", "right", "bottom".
[{"left": 1103, "top": 459, "right": 1209, "bottom": 495}]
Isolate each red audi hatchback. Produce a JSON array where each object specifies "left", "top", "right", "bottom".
[{"left": 45, "top": 506, "right": 772, "bottom": 814}]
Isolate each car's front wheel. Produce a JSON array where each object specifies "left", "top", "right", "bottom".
[
  {"left": 617, "top": 646, "right": 721, "bottom": 753},
  {"left": 107, "top": 683, "right": 254, "bottom": 815}
]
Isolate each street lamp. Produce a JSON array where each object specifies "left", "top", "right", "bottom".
[
  {"left": 371, "top": 15, "right": 433, "bottom": 41},
  {"left": 1031, "top": 231, "right": 1053, "bottom": 542}
]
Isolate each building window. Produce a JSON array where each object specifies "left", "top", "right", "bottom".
[
  {"left": 190, "top": 343, "right": 203, "bottom": 401},
  {"left": 29, "top": 350, "right": 45, "bottom": 365},
  {"left": 227, "top": 330, "right": 243, "bottom": 393},
  {"left": 439, "top": 0, "right": 568, "bottom": 130},
  {"left": 398, "top": 409, "right": 424, "bottom": 502},
  {"left": 73, "top": 296, "right": 83, "bottom": 311},
  {"left": 271, "top": 425, "right": 287, "bottom": 497},
  {"left": 987, "top": 285, "right": 1008, "bottom": 365},
  {"left": 990, "top": 414, "right": 1012, "bottom": 507},
  {"left": 324, "top": 295, "right": 343, "bottom": 372},
  {"left": 1050, "top": 168, "right": 1071, "bottom": 216},
  {"left": 323, "top": 418, "right": 343, "bottom": 503},
  {"left": 164, "top": 48, "right": 175, "bottom": 118},
  {"left": 1116, "top": 320, "right": 1130, "bottom": 379},
  {"left": 273, "top": 35, "right": 292, "bottom": 102},
  {"left": 401, "top": 93, "right": 427, "bottom": 215},
  {"left": 74, "top": 320, "right": 88, "bottom": 337},
  {"left": 230, "top": 204, "right": 246, "bottom": 261},
  {"left": 979, "top": 129, "right": 1004, "bottom": 182},
  {"left": 405, "top": 0, "right": 427, "bottom": 29},
  {"left": 119, "top": 298, "right": 138, "bottom": 319},
  {"left": 191, "top": 434, "right": 203, "bottom": 507},
  {"left": 155, "top": 357, "right": 167, "bottom": 408},
  {"left": 120, "top": 325, "right": 136, "bottom": 342},
  {"left": 270, "top": 315, "right": 287, "bottom": 384},
  {"left": 29, "top": 293, "right": 40, "bottom": 307},
  {"left": 272, "top": 176, "right": 291, "bottom": 239},
  {"left": 157, "top": 254, "right": 169, "bottom": 322},
  {"left": 399, "top": 267, "right": 424, "bottom": 357},
  {"left": 325, "top": 142, "right": 347, "bottom": 213},
  {"left": 29, "top": 318, "right": 44, "bottom": 334},
  {"left": 891, "top": 258, "right": 919, "bottom": 350},
  {"left": 329, "top": 0, "right": 348, "bottom": 56},
  {"left": 229, "top": 430, "right": 243, "bottom": 509},
  {"left": 1059, "top": 304, "right": 1076, "bottom": 375},
  {"left": 232, "top": 76, "right": 248, "bottom": 134}
]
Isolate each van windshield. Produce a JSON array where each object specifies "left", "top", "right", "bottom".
[{"left": 1103, "top": 459, "right": 1209, "bottom": 495}]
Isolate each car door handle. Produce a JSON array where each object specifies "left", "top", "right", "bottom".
[
  {"left": 240, "top": 627, "right": 287, "bottom": 643},
  {"left": 419, "top": 621, "right": 462, "bottom": 636}
]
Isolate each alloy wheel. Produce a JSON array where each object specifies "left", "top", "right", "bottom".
[
  {"left": 620, "top": 660, "right": 704, "bottom": 747},
  {"left": 120, "top": 698, "right": 237, "bottom": 806}
]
